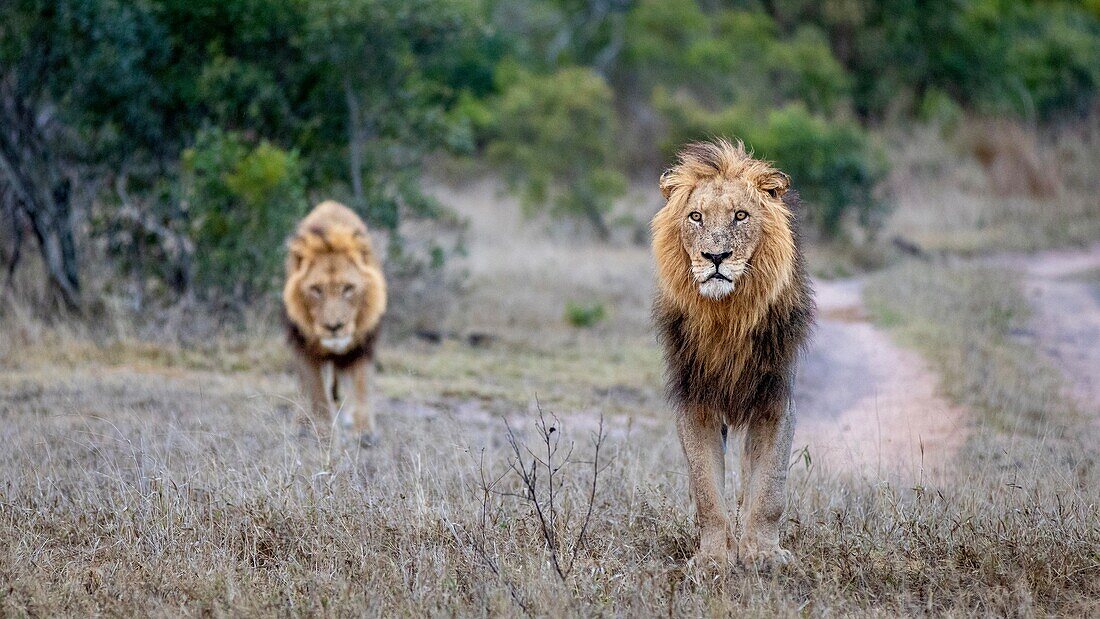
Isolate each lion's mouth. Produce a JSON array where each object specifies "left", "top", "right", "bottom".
[
  {"left": 320, "top": 336, "right": 353, "bottom": 352},
  {"left": 706, "top": 272, "right": 732, "bottom": 282}
]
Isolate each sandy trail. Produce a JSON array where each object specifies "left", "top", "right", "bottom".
[
  {"left": 1006, "top": 243, "right": 1100, "bottom": 417},
  {"left": 791, "top": 242, "right": 1100, "bottom": 477},
  {"left": 793, "top": 279, "right": 967, "bottom": 479}
]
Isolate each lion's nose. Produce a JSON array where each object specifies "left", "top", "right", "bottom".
[
  {"left": 324, "top": 321, "right": 345, "bottom": 334},
  {"left": 701, "top": 251, "right": 732, "bottom": 266}
]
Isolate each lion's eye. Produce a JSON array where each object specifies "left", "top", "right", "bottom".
[
  {"left": 342, "top": 284, "right": 356, "bottom": 298},
  {"left": 308, "top": 285, "right": 323, "bottom": 299},
  {"left": 735, "top": 210, "right": 749, "bottom": 221},
  {"left": 688, "top": 211, "right": 702, "bottom": 223}
]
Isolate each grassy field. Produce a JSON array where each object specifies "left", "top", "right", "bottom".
[
  {"left": 0, "top": 312, "right": 1095, "bottom": 615},
  {"left": 3, "top": 129, "right": 1100, "bottom": 615},
  {"left": 2, "top": 258, "right": 1098, "bottom": 616}
]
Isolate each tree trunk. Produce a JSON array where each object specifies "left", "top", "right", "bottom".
[
  {"left": 585, "top": 205, "right": 611, "bottom": 241},
  {"left": 344, "top": 80, "right": 365, "bottom": 210},
  {"left": 0, "top": 80, "right": 82, "bottom": 311}
]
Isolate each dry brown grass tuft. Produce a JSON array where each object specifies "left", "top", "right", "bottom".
[{"left": 959, "top": 118, "right": 1060, "bottom": 198}]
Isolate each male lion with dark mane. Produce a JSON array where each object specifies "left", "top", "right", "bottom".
[
  {"left": 652, "top": 139, "right": 813, "bottom": 568},
  {"left": 283, "top": 201, "right": 387, "bottom": 442}
]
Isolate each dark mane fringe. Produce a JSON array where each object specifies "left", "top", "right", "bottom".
[
  {"left": 654, "top": 192, "right": 814, "bottom": 428},
  {"left": 283, "top": 311, "right": 378, "bottom": 370}
]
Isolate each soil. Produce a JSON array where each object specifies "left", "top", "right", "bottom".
[
  {"left": 790, "top": 243, "right": 1100, "bottom": 477},
  {"left": 793, "top": 278, "right": 967, "bottom": 479},
  {"left": 1001, "top": 243, "right": 1100, "bottom": 418}
]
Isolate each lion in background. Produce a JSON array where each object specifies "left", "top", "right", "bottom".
[
  {"left": 652, "top": 139, "right": 813, "bottom": 568},
  {"left": 283, "top": 200, "right": 387, "bottom": 441}
]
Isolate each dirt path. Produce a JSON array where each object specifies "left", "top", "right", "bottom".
[
  {"left": 790, "top": 243, "right": 1100, "bottom": 477},
  {"left": 793, "top": 279, "right": 967, "bottom": 478},
  {"left": 1008, "top": 243, "right": 1100, "bottom": 417}
]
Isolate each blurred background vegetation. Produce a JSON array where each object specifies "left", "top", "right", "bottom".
[{"left": 1, "top": 0, "right": 1099, "bottom": 318}]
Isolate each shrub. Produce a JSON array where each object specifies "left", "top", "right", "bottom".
[
  {"left": 181, "top": 128, "right": 307, "bottom": 300},
  {"left": 564, "top": 301, "right": 606, "bottom": 328},
  {"left": 485, "top": 66, "right": 626, "bottom": 239},
  {"left": 803, "top": 0, "right": 1100, "bottom": 119},
  {"left": 621, "top": 2, "right": 850, "bottom": 114}
]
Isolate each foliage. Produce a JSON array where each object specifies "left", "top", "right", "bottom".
[
  {"left": 181, "top": 129, "right": 307, "bottom": 299},
  {"left": 485, "top": 66, "right": 625, "bottom": 239},
  {"left": 622, "top": 0, "right": 876, "bottom": 238},
  {"left": 3, "top": 0, "right": 1100, "bottom": 308},
  {"left": 621, "top": 1, "right": 850, "bottom": 114},
  {"left": 0, "top": 0, "right": 173, "bottom": 309},
  {"left": 300, "top": 0, "right": 493, "bottom": 229},
  {"left": 1, "top": 0, "right": 493, "bottom": 306},
  {"left": 787, "top": 0, "right": 1100, "bottom": 119},
  {"left": 564, "top": 300, "right": 606, "bottom": 327}
]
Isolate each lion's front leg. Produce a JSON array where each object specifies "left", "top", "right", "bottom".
[
  {"left": 677, "top": 407, "right": 731, "bottom": 566},
  {"left": 296, "top": 356, "right": 336, "bottom": 435},
  {"left": 337, "top": 358, "right": 377, "bottom": 444},
  {"left": 737, "top": 398, "right": 795, "bottom": 568}
]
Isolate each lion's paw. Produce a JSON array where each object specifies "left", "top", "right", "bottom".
[
  {"left": 737, "top": 542, "right": 793, "bottom": 571},
  {"left": 686, "top": 529, "right": 734, "bottom": 572}
]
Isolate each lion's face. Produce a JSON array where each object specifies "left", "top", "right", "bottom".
[
  {"left": 653, "top": 139, "right": 794, "bottom": 312},
  {"left": 283, "top": 210, "right": 386, "bottom": 356},
  {"left": 295, "top": 253, "right": 371, "bottom": 352},
  {"left": 679, "top": 178, "right": 765, "bottom": 300}
]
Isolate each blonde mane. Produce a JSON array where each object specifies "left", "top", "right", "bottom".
[
  {"left": 652, "top": 139, "right": 798, "bottom": 346},
  {"left": 651, "top": 140, "right": 810, "bottom": 422},
  {"left": 282, "top": 202, "right": 386, "bottom": 349}
]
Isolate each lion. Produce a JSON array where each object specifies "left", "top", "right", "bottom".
[
  {"left": 283, "top": 200, "right": 387, "bottom": 442},
  {"left": 652, "top": 139, "right": 813, "bottom": 568}
]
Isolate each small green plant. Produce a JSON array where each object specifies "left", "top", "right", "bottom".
[{"left": 564, "top": 301, "right": 606, "bottom": 328}]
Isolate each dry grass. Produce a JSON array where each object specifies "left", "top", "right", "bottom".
[
  {"left": 861, "top": 260, "right": 1100, "bottom": 610},
  {"left": 2, "top": 299, "right": 1099, "bottom": 616},
  {"left": 883, "top": 119, "right": 1100, "bottom": 255},
  {"left": 423, "top": 178, "right": 658, "bottom": 345}
]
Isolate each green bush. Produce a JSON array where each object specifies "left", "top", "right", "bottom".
[
  {"left": 622, "top": 2, "right": 850, "bottom": 114},
  {"left": 182, "top": 128, "right": 307, "bottom": 299},
  {"left": 485, "top": 66, "right": 626, "bottom": 239},
  {"left": 800, "top": 0, "right": 1100, "bottom": 118},
  {"left": 657, "top": 94, "right": 888, "bottom": 238},
  {"left": 994, "top": 1, "right": 1100, "bottom": 117},
  {"left": 564, "top": 301, "right": 606, "bottom": 328}
]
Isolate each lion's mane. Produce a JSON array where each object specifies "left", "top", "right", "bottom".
[
  {"left": 652, "top": 140, "right": 814, "bottom": 427},
  {"left": 282, "top": 202, "right": 386, "bottom": 368}
]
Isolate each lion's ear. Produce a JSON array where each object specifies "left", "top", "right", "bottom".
[
  {"left": 353, "top": 230, "right": 374, "bottom": 264},
  {"left": 286, "top": 237, "right": 307, "bottom": 274},
  {"left": 659, "top": 168, "right": 676, "bottom": 199},
  {"left": 758, "top": 171, "right": 790, "bottom": 199}
]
